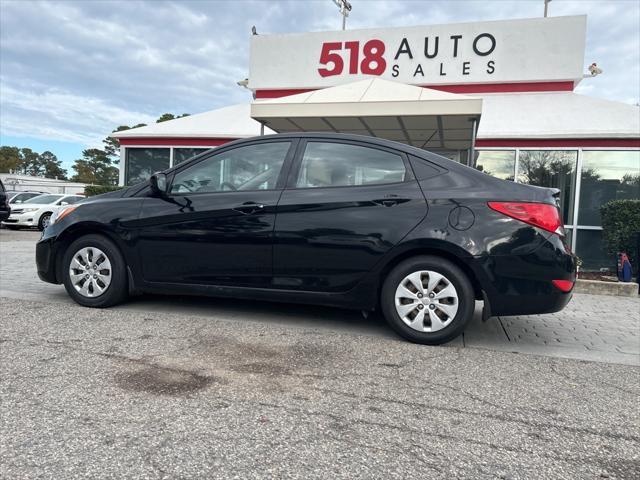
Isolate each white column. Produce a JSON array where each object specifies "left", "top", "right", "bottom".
[{"left": 118, "top": 146, "right": 126, "bottom": 186}]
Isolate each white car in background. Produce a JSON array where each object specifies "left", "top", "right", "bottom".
[
  {"left": 7, "top": 191, "right": 46, "bottom": 204},
  {"left": 2, "top": 193, "right": 84, "bottom": 230}
]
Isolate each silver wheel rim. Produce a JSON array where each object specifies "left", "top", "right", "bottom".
[
  {"left": 69, "top": 247, "right": 112, "bottom": 298},
  {"left": 394, "top": 270, "right": 459, "bottom": 333},
  {"left": 41, "top": 215, "right": 51, "bottom": 228}
]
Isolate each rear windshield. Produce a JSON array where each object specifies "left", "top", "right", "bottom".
[{"left": 24, "top": 194, "right": 62, "bottom": 204}]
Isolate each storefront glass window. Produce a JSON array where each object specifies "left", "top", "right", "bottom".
[
  {"left": 474, "top": 150, "right": 515, "bottom": 180},
  {"left": 575, "top": 229, "right": 614, "bottom": 272},
  {"left": 517, "top": 150, "right": 577, "bottom": 224},
  {"left": 174, "top": 148, "right": 210, "bottom": 165},
  {"left": 578, "top": 150, "right": 640, "bottom": 226},
  {"left": 126, "top": 148, "right": 170, "bottom": 185}
]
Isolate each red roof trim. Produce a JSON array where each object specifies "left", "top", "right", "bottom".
[
  {"left": 254, "top": 88, "right": 317, "bottom": 99},
  {"left": 426, "top": 81, "right": 575, "bottom": 94},
  {"left": 118, "top": 137, "right": 639, "bottom": 149},
  {"left": 476, "top": 138, "right": 640, "bottom": 148},
  {"left": 254, "top": 81, "right": 575, "bottom": 99},
  {"left": 119, "top": 137, "right": 237, "bottom": 147}
]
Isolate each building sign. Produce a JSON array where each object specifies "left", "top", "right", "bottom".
[{"left": 249, "top": 15, "right": 586, "bottom": 90}]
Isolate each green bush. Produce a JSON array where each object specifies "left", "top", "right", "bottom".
[
  {"left": 84, "top": 185, "right": 122, "bottom": 197},
  {"left": 600, "top": 199, "right": 640, "bottom": 273}
]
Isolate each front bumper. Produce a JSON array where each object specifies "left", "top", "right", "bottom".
[
  {"left": 36, "top": 235, "right": 60, "bottom": 284},
  {"left": 2, "top": 212, "right": 38, "bottom": 227}
]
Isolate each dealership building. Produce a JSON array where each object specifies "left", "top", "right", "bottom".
[{"left": 113, "top": 15, "right": 640, "bottom": 271}]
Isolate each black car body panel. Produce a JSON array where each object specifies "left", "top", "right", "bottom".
[
  {"left": 37, "top": 133, "right": 576, "bottom": 317},
  {"left": 0, "top": 180, "right": 10, "bottom": 222}
]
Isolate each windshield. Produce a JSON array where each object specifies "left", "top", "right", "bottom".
[{"left": 24, "top": 194, "right": 62, "bottom": 204}]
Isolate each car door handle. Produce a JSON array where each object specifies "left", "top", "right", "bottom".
[{"left": 233, "top": 202, "right": 265, "bottom": 215}]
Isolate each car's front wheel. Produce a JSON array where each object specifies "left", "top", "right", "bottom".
[
  {"left": 62, "top": 234, "right": 128, "bottom": 308},
  {"left": 380, "top": 255, "right": 475, "bottom": 345}
]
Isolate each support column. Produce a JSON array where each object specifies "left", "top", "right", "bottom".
[
  {"left": 118, "top": 146, "right": 126, "bottom": 186},
  {"left": 469, "top": 118, "right": 478, "bottom": 167}
]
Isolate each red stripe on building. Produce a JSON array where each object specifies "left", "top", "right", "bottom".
[
  {"left": 425, "top": 81, "right": 575, "bottom": 94},
  {"left": 254, "top": 81, "right": 575, "bottom": 99},
  {"left": 476, "top": 138, "right": 640, "bottom": 148},
  {"left": 254, "top": 88, "right": 317, "bottom": 99},
  {"left": 119, "top": 137, "right": 237, "bottom": 147}
]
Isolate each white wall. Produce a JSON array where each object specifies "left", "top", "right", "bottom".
[{"left": 1, "top": 173, "right": 87, "bottom": 195}]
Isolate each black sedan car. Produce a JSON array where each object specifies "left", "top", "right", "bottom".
[{"left": 36, "top": 133, "right": 576, "bottom": 344}]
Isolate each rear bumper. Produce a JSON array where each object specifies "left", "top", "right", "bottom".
[
  {"left": 473, "top": 237, "right": 577, "bottom": 317},
  {"left": 0, "top": 208, "right": 10, "bottom": 222}
]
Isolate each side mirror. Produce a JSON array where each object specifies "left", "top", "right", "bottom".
[
  {"left": 150, "top": 172, "right": 168, "bottom": 196},
  {"left": 60, "top": 201, "right": 69, "bottom": 206},
  {"left": 14, "top": 200, "right": 22, "bottom": 204}
]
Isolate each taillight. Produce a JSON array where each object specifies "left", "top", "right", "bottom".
[
  {"left": 488, "top": 202, "right": 564, "bottom": 235},
  {"left": 552, "top": 279, "right": 574, "bottom": 292}
]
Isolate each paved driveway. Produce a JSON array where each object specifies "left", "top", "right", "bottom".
[{"left": 1, "top": 229, "right": 638, "bottom": 366}]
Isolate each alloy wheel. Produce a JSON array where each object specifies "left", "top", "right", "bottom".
[
  {"left": 68, "top": 246, "right": 112, "bottom": 298},
  {"left": 394, "top": 270, "right": 459, "bottom": 332}
]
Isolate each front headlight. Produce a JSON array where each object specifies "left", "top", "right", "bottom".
[
  {"left": 22, "top": 207, "right": 40, "bottom": 213},
  {"left": 49, "top": 205, "right": 78, "bottom": 225}
]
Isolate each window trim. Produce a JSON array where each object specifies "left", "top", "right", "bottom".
[
  {"left": 285, "top": 138, "right": 414, "bottom": 191},
  {"left": 166, "top": 139, "right": 298, "bottom": 197}
]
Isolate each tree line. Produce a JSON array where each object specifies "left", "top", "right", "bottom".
[{"left": 0, "top": 113, "right": 189, "bottom": 186}]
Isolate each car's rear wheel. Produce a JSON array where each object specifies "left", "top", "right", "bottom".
[
  {"left": 381, "top": 256, "right": 474, "bottom": 345},
  {"left": 38, "top": 212, "right": 52, "bottom": 231},
  {"left": 62, "top": 234, "right": 128, "bottom": 308}
]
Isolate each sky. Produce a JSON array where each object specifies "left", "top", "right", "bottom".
[{"left": 1, "top": 0, "right": 639, "bottom": 172}]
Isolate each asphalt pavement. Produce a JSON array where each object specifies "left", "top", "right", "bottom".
[{"left": 2, "top": 297, "right": 640, "bottom": 479}]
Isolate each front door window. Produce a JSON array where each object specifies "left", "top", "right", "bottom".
[{"left": 170, "top": 142, "right": 291, "bottom": 194}]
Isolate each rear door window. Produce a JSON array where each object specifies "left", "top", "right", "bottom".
[{"left": 295, "top": 142, "right": 408, "bottom": 188}]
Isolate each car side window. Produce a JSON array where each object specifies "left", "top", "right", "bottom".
[
  {"left": 170, "top": 142, "right": 291, "bottom": 195},
  {"left": 296, "top": 142, "right": 407, "bottom": 188}
]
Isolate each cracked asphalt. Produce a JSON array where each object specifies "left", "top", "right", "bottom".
[{"left": 1, "top": 296, "right": 639, "bottom": 479}]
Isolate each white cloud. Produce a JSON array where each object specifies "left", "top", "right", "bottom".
[
  {"left": 0, "top": 0, "right": 638, "bottom": 147},
  {"left": 0, "top": 81, "right": 156, "bottom": 144}
]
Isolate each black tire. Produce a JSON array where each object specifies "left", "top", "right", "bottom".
[
  {"left": 38, "top": 212, "right": 52, "bottom": 231},
  {"left": 62, "top": 234, "right": 128, "bottom": 308},
  {"left": 380, "top": 255, "right": 475, "bottom": 345}
]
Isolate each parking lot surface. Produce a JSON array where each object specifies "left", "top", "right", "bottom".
[
  {"left": 1, "top": 229, "right": 639, "bottom": 479},
  {"left": 2, "top": 297, "right": 640, "bottom": 479},
  {"left": 1, "top": 229, "right": 638, "bottom": 366}
]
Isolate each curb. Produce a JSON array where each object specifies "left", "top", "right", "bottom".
[{"left": 574, "top": 279, "right": 639, "bottom": 297}]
